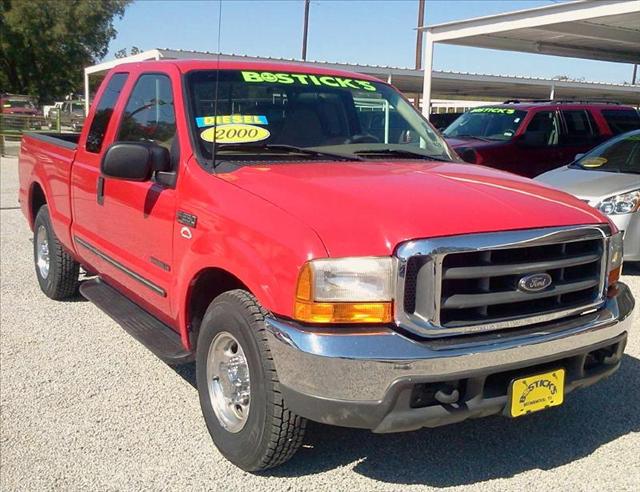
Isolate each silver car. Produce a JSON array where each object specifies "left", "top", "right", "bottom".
[{"left": 537, "top": 130, "right": 640, "bottom": 262}]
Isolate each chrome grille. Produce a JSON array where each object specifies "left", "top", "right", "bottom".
[{"left": 395, "top": 226, "right": 610, "bottom": 337}]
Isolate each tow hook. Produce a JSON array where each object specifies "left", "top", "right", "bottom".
[{"left": 435, "top": 385, "right": 460, "bottom": 404}]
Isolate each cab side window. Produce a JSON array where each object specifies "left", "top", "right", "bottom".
[
  {"left": 560, "top": 110, "right": 598, "bottom": 146},
  {"left": 116, "top": 74, "right": 176, "bottom": 149},
  {"left": 522, "top": 111, "right": 559, "bottom": 147},
  {"left": 86, "top": 73, "right": 128, "bottom": 153}
]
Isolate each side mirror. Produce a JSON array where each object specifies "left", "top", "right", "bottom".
[
  {"left": 574, "top": 153, "right": 585, "bottom": 161},
  {"left": 101, "top": 142, "right": 170, "bottom": 182},
  {"left": 458, "top": 148, "right": 477, "bottom": 164}
]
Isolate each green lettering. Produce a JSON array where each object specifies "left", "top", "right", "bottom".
[
  {"left": 356, "top": 80, "right": 377, "bottom": 92},
  {"left": 319, "top": 76, "right": 339, "bottom": 88},
  {"left": 335, "top": 78, "right": 357, "bottom": 89},
  {"left": 276, "top": 73, "right": 294, "bottom": 84},
  {"left": 308, "top": 75, "right": 322, "bottom": 86},
  {"left": 260, "top": 72, "right": 278, "bottom": 83},
  {"left": 290, "top": 74, "right": 309, "bottom": 84},
  {"left": 241, "top": 71, "right": 262, "bottom": 82}
]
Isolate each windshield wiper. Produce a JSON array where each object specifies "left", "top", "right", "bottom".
[
  {"left": 216, "top": 143, "right": 363, "bottom": 161},
  {"left": 353, "top": 148, "right": 452, "bottom": 162},
  {"left": 450, "top": 134, "right": 494, "bottom": 142}
]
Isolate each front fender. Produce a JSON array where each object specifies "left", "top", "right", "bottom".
[{"left": 171, "top": 160, "right": 328, "bottom": 344}]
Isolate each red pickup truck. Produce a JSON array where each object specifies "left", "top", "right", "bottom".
[{"left": 19, "top": 60, "right": 635, "bottom": 472}]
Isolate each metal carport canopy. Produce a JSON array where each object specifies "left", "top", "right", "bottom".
[
  {"left": 420, "top": 0, "right": 640, "bottom": 115},
  {"left": 83, "top": 48, "right": 640, "bottom": 115}
]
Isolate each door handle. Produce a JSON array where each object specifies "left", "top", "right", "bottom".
[{"left": 97, "top": 176, "right": 105, "bottom": 205}]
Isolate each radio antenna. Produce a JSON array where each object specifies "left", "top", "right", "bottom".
[{"left": 211, "top": 0, "right": 223, "bottom": 172}]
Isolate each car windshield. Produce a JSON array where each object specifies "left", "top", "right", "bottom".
[
  {"left": 186, "top": 70, "right": 454, "bottom": 163},
  {"left": 443, "top": 107, "right": 526, "bottom": 141},
  {"left": 572, "top": 131, "right": 640, "bottom": 174}
]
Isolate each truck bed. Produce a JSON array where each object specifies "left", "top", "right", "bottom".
[
  {"left": 23, "top": 131, "right": 81, "bottom": 149},
  {"left": 18, "top": 132, "right": 80, "bottom": 250}
]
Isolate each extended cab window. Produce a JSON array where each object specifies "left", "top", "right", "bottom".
[
  {"left": 117, "top": 74, "right": 176, "bottom": 149},
  {"left": 521, "top": 110, "right": 559, "bottom": 147},
  {"left": 560, "top": 110, "right": 597, "bottom": 145},
  {"left": 86, "top": 73, "right": 128, "bottom": 153},
  {"left": 186, "top": 70, "right": 452, "bottom": 163},
  {"left": 601, "top": 109, "right": 640, "bottom": 135}
]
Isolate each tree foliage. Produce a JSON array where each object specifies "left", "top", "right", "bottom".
[
  {"left": 115, "top": 46, "right": 142, "bottom": 59},
  {"left": 0, "top": 0, "right": 132, "bottom": 102}
]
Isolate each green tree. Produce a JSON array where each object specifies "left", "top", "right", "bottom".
[
  {"left": 0, "top": 0, "right": 132, "bottom": 103},
  {"left": 115, "top": 46, "right": 142, "bottom": 59}
]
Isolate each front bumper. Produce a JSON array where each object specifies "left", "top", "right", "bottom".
[{"left": 265, "top": 283, "right": 635, "bottom": 433}]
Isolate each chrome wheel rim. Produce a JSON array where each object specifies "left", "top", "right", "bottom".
[
  {"left": 206, "top": 331, "right": 251, "bottom": 433},
  {"left": 36, "top": 225, "right": 50, "bottom": 279}
]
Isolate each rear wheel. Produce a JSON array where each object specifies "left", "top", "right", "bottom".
[
  {"left": 33, "top": 205, "right": 80, "bottom": 299},
  {"left": 196, "top": 290, "right": 306, "bottom": 471}
]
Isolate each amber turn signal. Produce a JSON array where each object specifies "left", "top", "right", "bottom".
[
  {"left": 608, "top": 265, "right": 621, "bottom": 287},
  {"left": 294, "top": 261, "right": 394, "bottom": 324}
]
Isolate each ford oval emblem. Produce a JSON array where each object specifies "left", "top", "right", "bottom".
[{"left": 518, "top": 273, "right": 552, "bottom": 293}]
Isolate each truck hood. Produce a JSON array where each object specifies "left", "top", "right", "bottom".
[
  {"left": 222, "top": 160, "right": 606, "bottom": 257},
  {"left": 536, "top": 165, "right": 640, "bottom": 203}
]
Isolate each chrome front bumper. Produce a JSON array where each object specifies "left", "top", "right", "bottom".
[{"left": 265, "top": 283, "right": 635, "bottom": 432}]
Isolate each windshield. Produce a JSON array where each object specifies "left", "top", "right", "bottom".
[
  {"left": 443, "top": 107, "right": 526, "bottom": 141},
  {"left": 572, "top": 131, "right": 640, "bottom": 174},
  {"left": 186, "top": 70, "right": 453, "bottom": 163},
  {"left": 70, "top": 103, "right": 84, "bottom": 115}
]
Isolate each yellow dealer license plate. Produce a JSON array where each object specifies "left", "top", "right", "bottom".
[{"left": 508, "top": 369, "right": 565, "bottom": 418}]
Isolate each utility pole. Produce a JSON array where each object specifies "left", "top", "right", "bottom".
[
  {"left": 633, "top": 64, "right": 638, "bottom": 85},
  {"left": 302, "top": 0, "right": 310, "bottom": 61},
  {"left": 415, "top": 0, "right": 425, "bottom": 69}
]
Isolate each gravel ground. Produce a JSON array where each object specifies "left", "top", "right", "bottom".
[{"left": 1, "top": 155, "right": 638, "bottom": 491}]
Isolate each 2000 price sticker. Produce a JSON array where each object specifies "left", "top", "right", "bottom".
[{"left": 200, "top": 124, "right": 270, "bottom": 144}]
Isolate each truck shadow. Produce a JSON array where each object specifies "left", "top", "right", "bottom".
[
  {"left": 272, "top": 353, "right": 640, "bottom": 485},
  {"left": 623, "top": 262, "right": 639, "bottom": 276},
  {"left": 167, "top": 354, "right": 640, "bottom": 486}
]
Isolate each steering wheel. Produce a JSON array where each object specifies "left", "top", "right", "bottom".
[{"left": 345, "top": 133, "right": 379, "bottom": 144}]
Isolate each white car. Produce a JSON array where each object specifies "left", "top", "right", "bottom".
[{"left": 537, "top": 130, "right": 640, "bottom": 262}]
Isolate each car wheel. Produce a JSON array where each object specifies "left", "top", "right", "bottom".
[
  {"left": 33, "top": 205, "right": 80, "bottom": 299},
  {"left": 196, "top": 289, "right": 306, "bottom": 471}
]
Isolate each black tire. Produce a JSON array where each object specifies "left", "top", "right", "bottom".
[
  {"left": 196, "top": 290, "right": 306, "bottom": 471},
  {"left": 33, "top": 205, "right": 80, "bottom": 300}
]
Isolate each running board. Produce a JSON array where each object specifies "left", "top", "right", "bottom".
[{"left": 79, "top": 278, "right": 193, "bottom": 364}]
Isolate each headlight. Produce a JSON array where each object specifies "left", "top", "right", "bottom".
[
  {"left": 294, "top": 257, "right": 394, "bottom": 324},
  {"left": 596, "top": 190, "right": 640, "bottom": 215},
  {"left": 607, "top": 232, "right": 624, "bottom": 286}
]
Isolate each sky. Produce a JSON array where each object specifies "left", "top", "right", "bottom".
[{"left": 105, "top": 0, "right": 637, "bottom": 85}]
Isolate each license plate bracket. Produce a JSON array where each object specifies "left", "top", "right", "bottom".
[{"left": 508, "top": 368, "right": 565, "bottom": 418}]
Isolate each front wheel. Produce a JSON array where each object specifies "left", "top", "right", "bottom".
[{"left": 196, "top": 290, "right": 306, "bottom": 471}]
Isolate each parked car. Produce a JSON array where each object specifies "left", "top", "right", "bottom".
[
  {"left": 537, "top": 130, "right": 640, "bottom": 262},
  {"left": 1, "top": 93, "right": 40, "bottom": 116},
  {"left": 443, "top": 101, "right": 640, "bottom": 178},
  {"left": 18, "top": 60, "right": 634, "bottom": 472},
  {"left": 1, "top": 93, "right": 45, "bottom": 130},
  {"left": 48, "top": 100, "right": 85, "bottom": 131}
]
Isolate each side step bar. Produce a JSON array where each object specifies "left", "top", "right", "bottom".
[{"left": 80, "top": 278, "right": 193, "bottom": 364}]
